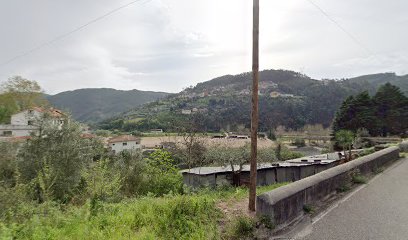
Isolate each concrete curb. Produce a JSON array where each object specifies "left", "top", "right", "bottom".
[{"left": 256, "top": 146, "right": 400, "bottom": 227}]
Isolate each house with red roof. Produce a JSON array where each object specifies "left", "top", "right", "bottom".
[
  {"left": 108, "top": 135, "right": 141, "bottom": 154},
  {"left": 0, "top": 107, "right": 66, "bottom": 137}
]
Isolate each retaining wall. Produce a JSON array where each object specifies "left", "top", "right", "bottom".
[{"left": 256, "top": 146, "right": 400, "bottom": 227}]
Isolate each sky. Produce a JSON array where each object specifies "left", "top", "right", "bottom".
[{"left": 0, "top": 0, "right": 407, "bottom": 94}]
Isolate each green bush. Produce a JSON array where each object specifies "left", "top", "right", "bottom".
[
  {"left": 358, "top": 148, "right": 375, "bottom": 157},
  {"left": 280, "top": 148, "right": 304, "bottom": 160},
  {"left": 303, "top": 204, "right": 315, "bottom": 214},
  {"left": 293, "top": 138, "right": 306, "bottom": 147},
  {"left": 352, "top": 174, "right": 367, "bottom": 184},
  {"left": 259, "top": 215, "right": 275, "bottom": 230},
  {"left": 143, "top": 150, "right": 184, "bottom": 196},
  {"left": 224, "top": 215, "right": 256, "bottom": 239}
]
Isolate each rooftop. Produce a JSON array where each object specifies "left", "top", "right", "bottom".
[{"left": 108, "top": 135, "right": 140, "bottom": 144}]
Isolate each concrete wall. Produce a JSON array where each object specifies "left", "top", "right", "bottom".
[
  {"left": 109, "top": 141, "right": 142, "bottom": 153},
  {"left": 182, "top": 162, "right": 339, "bottom": 189},
  {"left": 257, "top": 146, "right": 400, "bottom": 227}
]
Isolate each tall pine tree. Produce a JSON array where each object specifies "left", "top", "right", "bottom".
[
  {"left": 333, "top": 83, "right": 407, "bottom": 137},
  {"left": 373, "top": 83, "right": 408, "bottom": 136}
]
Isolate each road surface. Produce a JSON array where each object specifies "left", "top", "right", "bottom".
[{"left": 299, "top": 158, "right": 408, "bottom": 240}]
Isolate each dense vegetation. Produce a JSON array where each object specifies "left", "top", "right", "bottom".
[
  {"left": 0, "top": 114, "right": 296, "bottom": 239},
  {"left": 47, "top": 88, "right": 170, "bottom": 123},
  {"left": 0, "top": 76, "right": 48, "bottom": 124},
  {"left": 98, "top": 70, "right": 408, "bottom": 133},
  {"left": 333, "top": 83, "right": 408, "bottom": 137}
]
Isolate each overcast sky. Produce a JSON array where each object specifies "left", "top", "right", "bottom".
[{"left": 0, "top": 0, "right": 407, "bottom": 94}]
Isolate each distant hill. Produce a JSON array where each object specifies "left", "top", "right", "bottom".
[
  {"left": 347, "top": 73, "right": 408, "bottom": 95},
  {"left": 96, "top": 70, "right": 408, "bottom": 132},
  {"left": 47, "top": 88, "right": 170, "bottom": 123}
]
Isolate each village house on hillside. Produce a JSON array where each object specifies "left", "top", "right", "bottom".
[
  {"left": 0, "top": 107, "right": 66, "bottom": 137},
  {"left": 108, "top": 135, "right": 141, "bottom": 154}
]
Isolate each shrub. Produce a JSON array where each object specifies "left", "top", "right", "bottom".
[
  {"left": 0, "top": 141, "right": 18, "bottom": 188},
  {"left": 143, "top": 150, "right": 184, "bottom": 196},
  {"left": 17, "top": 120, "right": 104, "bottom": 203},
  {"left": 259, "top": 215, "right": 275, "bottom": 230},
  {"left": 352, "top": 175, "right": 367, "bottom": 184},
  {"left": 293, "top": 138, "right": 306, "bottom": 147},
  {"left": 280, "top": 148, "right": 304, "bottom": 160},
  {"left": 225, "top": 215, "right": 256, "bottom": 239},
  {"left": 303, "top": 204, "right": 315, "bottom": 214},
  {"left": 336, "top": 184, "right": 351, "bottom": 193},
  {"left": 358, "top": 148, "right": 375, "bottom": 157}
]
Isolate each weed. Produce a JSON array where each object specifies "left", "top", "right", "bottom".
[
  {"left": 303, "top": 204, "right": 315, "bottom": 214},
  {"left": 258, "top": 215, "right": 275, "bottom": 230},
  {"left": 373, "top": 167, "right": 384, "bottom": 174},
  {"left": 224, "top": 215, "right": 256, "bottom": 239},
  {"left": 352, "top": 175, "right": 367, "bottom": 184},
  {"left": 337, "top": 184, "right": 351, "bottom": 193}
]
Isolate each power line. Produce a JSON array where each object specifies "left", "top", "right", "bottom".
[
  {"left": 306, "top": 0, "right": 374, "bottom": 56},
  {"left": 0, "top": 0, "right": 153, "bottom": 67}
]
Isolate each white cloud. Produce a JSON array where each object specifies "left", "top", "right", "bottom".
[{"left": 0, "top": 0, "right": 407, "bottom": 94}]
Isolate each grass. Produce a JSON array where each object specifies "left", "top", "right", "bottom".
[
  {"left": 337, "top": 184, "right": 351, "bottom": 193},
  {"left": 0, "top": 183, "right": 287, "bottom": 240},
  {"left": 224, "top": 215, "right": 255, "bottom": 239},
  {"left": 352, "top": 174, "right": 368, "bottom": 184}
]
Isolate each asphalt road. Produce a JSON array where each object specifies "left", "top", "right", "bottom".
[{"left": 299, "top": 158, "right": 408, "bottom": 240}]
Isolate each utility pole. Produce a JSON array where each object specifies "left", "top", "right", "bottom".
[{"left": 249, "top": 0, "right": 259, "bottom": 212}]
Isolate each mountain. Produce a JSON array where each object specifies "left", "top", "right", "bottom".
[
  {"left": 347, "top": 73, "right": 408, "bottom": 95},
  {"left": 98, "top": 70, "right": 408, "bottom": 132},
  {"left": 47, "top": 88, "right": 170, "bottom": 123}
]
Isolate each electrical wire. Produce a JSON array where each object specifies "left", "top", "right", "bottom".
[
  {"left": 0, "top": 0, "right": 153, "bottom": 67},
  {"left": 306, "top": 0, "right": 375, "bottom": 56}
]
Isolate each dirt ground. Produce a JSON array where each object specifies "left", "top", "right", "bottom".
[{"left": 140, "top": 136, "right": 275, "bottom": 149}]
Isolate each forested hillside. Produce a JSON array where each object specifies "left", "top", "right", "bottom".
[
  {"left": 47, "top": 88, "right": 170, "bottom": 123},
  {"left": 98, "top": 70, "right": 408, "bottom": 132}
]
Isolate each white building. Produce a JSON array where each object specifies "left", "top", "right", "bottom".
[
  {"left": 108, "top": 135, "right": 142, "bottom": 154},
  {"left": 0, "top": 107, "right": 65, "bottom": 137},
  {"left": 181, "top": 109, "right": 192, "bottom": 115}
]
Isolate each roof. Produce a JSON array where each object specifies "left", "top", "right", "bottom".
[
  {"left": 180, "top": 162, "right": 325, "bottom": 175},
  {"left": 22, "top": 107, "right": 65, "bottom": 118},
  {"left": 81, "top": 133, "right": 97, "bottom": 139},
  {"left": 181, "top": 152, "right": 344, "bottom": 176},
  {"left": 108, "top": 135, "right": 140, "bottom": 144}
]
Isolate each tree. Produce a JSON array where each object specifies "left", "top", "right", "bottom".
[
  {"left": 0, "top": 93, "right": 18, "bottom": 123},
  {"left": 173, "top": 113, "right": 207, "bottom": 168},
  {"left": 1, "top": 76, "right": 48, "bottom": 110},
  {"left": 335, "top": 130, "right": 355, "bottom": 162},
  {"left": 332, "top": 84, "right": 407, "bottom": 137},
  {"left": 0, "top": 142, "right": 19, "bottom": 188},
  {"left": 18, "top": 116, "right": 103, "bottom": 202},
  {"left": 205, "top": 144, "right": 251, "bottom": 186},
  {"left": 0, "top": 76, "right": 48, "bottom": 123},
  {"left": 373, "top": 83, "right": 408, "bottom": 136}
]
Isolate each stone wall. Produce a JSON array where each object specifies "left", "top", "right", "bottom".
[{"left": 256, "top": 146, "right": 400, "bottom": 227}]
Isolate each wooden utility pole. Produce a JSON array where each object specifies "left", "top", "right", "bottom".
[{"left": 249, "top": 0, "right": 259, "bottom": 212}]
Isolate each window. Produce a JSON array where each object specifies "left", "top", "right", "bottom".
[
  {"left": 3, "top": 131, "right": 12, "bottom": 136},
  {"left": 28, "top": 120, "right": 34, "bottom": 126},
  {"left": 123, "top": 142, "right": 128, "bottom": 146}
]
